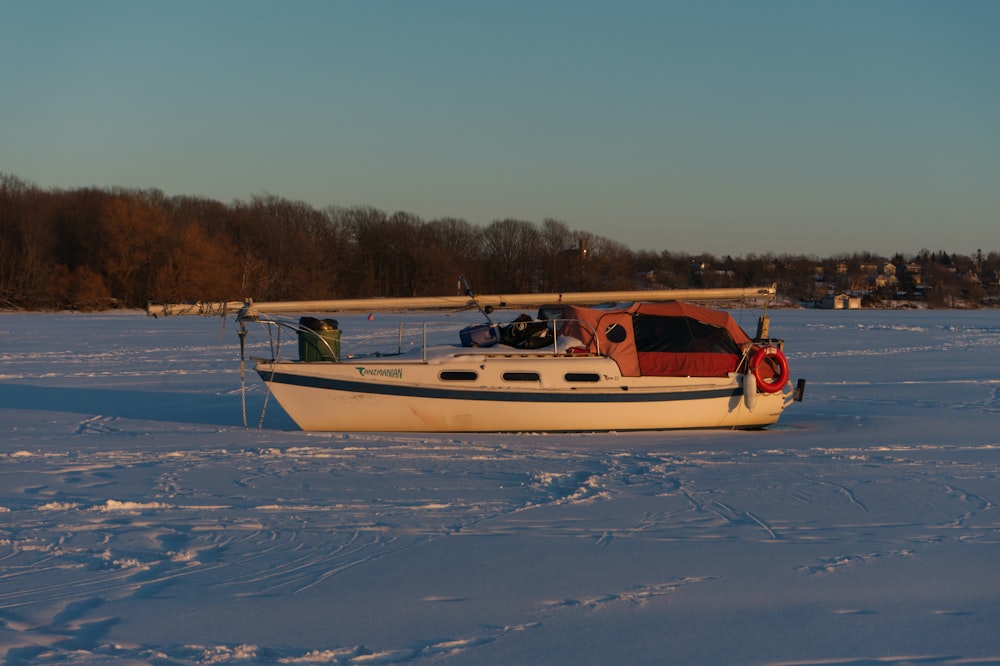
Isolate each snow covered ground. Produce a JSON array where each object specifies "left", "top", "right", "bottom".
[{"left": 1, "top": 307, "right": 999, "bottom": 665}]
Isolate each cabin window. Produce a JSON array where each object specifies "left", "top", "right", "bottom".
[
  {"left": 502, "top": 372, "right": 540, "bottom": 382},
  {"left": 565, "top": 372, "right": 600, "bottom": 382},
  {"left": 632, "top": 314, "right": 740, "bottom": 355},
  {"left": 440, "top": 371, "right": 478, "bottom": 381}
]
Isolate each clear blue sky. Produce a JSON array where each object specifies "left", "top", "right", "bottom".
[{"left": 2, "top": 0, "right": 997, "bottom": 257}]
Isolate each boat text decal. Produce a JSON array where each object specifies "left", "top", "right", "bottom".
[{"left": 355, "top": 366, "right": 403, "bottom": 379}]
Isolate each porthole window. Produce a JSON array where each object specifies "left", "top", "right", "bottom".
[
  {"left": 604, "top": 322, "right": 627, "bottom": 343},
  {"left": 440, "top": 371, "right": 478, "bottom": 381},
  {"left": 502, "top": 372, "right": 540, "bottom": 382},
  {"left": 564, "top": 373, "right": 600, "bottom": 382}
]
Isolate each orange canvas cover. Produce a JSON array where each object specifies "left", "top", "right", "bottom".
[{"left": 551, "top": 301, "right": 752, "bottom": 377}]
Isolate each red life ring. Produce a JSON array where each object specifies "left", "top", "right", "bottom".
[{"left": 750, "top": 345, "right": 789, "bottom": 394}]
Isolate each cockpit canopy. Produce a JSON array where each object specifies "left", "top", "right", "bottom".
[{"left": 546, "top": 301, "right": 753, "bottom": 377}]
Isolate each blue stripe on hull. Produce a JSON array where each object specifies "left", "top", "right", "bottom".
[{"left": 257, "top": 369, "right": 742, "bottom": 404}]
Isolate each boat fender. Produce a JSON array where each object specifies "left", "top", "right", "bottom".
[
  {"left": 750, "top": 345, "right": 790, "bottom": 394},
  {"left": 743, "top": 372, "right": 758, "bottom": 410}
]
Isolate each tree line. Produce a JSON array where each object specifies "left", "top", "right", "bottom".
[{"left": 2, "top": 173, "right": 998, "bottom": 310}]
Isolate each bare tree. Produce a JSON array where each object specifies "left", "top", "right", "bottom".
[
  {"left": 0, "top": 175, "right": 58, "bottom": 306},
  {"left": 97, "top": 189, "right": 171, "bottom": 306},
  {"left": 416, "top": 217, "right": 484, "bottom": 295},
  {"left": 537, "top": 218, "right": 575, "bottom": 292},
  {"left": 480, "top": 218, "right": 540, "bottom": 293}
]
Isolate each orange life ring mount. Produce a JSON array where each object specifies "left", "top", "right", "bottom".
[{"left": 750, "top": 345, "right": 789, "bottom": 394}]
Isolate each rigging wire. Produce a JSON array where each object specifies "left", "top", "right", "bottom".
[{"left": 238, "top": 318, "right": 248, "bottom": 429}]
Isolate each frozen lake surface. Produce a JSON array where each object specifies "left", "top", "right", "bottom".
[{"left": 2, "top": 308, "right": 999, "bottom": 665}]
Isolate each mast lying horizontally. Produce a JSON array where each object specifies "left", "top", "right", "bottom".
[{"left": 146, "top": 284, "right": 776, "bottom": 317}]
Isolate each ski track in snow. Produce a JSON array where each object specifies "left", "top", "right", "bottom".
[{"left": 2, "top": 310, "right": 1000, "bottom": 664}]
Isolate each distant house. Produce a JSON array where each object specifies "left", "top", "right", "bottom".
[
  {"left": 819, "top": 293, "right": 861, "bottom": 309},
  {"left": 872, "top": 273, "right": 898, "bottom": 289}
]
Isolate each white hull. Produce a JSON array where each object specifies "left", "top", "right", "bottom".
[{"left": 256, "top": 348, "right": 793, "bottom": 432}]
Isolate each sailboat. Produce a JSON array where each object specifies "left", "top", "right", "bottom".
[{"left": 147, "top": 282, "right": 804, "bottom": 432}]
